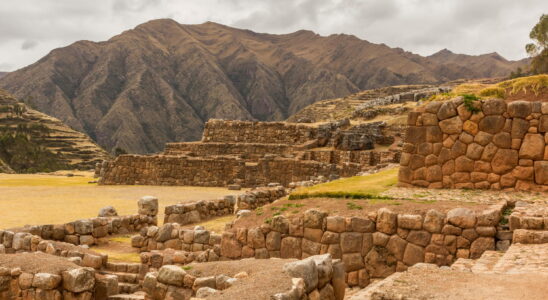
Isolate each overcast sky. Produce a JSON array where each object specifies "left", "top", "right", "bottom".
[{"left": 0, "top": 0, "right": 546, "bottom": 72}]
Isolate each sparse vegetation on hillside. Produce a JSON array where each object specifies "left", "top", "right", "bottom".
[
  {"left": 289, "top": 168, "right": 398, "bottom": 200},
  {"left": 425, "top": 75, "right": 548, "bottom": 103}
]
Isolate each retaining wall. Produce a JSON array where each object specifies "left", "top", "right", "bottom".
[
  {"left": 398, "top": 98, "right": 548, "bottom": 191},
  {"left": 219, "top": 205, "right": 505, "bottom": 287},
  {"left": 163, "top": 186, "right": 287, "bottom": 225}
]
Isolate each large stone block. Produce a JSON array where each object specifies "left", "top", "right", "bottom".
[
  {"left": 439, "top": 117, "right": 463, "bottom": 135},
  {"left": 62, "top": 268, "right": 95, "bottom": 293},
  {"left": 479, "top": 115, "right": 505, "bottom": 134},
  {"left": 491, "top": 149, "right": 518, "bottom": 174},
  {"left": 157, "top": 265, "right": 186, "bottom": 287},
  {"left": 447, "top": 208, "right": 476, "bottom": 228},
  {"left": 139, "top": 196, "right": 159, "bottom": 216},
  {"left": 376, "top": 208, "right": 397, "bottom": 234},
  {"left": 508, "top": 101, "right": 532, "bottom": 118},
  {"left": 519, "top": 134, "right": 545, "bottom": 160},
  {"left": 534, "top": 161, "right": 548, "bottom": 185}
]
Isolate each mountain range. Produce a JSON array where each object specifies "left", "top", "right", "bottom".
[{"left": 0, "top": 19, "right": 528, "bottom": 153}]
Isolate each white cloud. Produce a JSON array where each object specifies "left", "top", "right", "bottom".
[{"left": 0, "top": 0, "right": 546, "bottom": 71}]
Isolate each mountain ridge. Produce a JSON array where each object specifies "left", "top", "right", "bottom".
[{"left": 0, "top": 19, "right": 528, "bottom": 153}]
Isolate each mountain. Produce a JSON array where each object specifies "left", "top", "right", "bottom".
[
  {"left": 0, "top": 19, "right": 528, "bottom": 153},
  {"left": 0, "top": 72, "right": 7, "bottom": 79},
  {"left": 0, "top": 89, "right": 110, "bottom": 172}
]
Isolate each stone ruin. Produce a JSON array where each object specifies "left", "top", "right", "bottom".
[
  {"left": 399, "top": 98, "right": 548, "bottom": 192},
  {"left": 97, "top": 119, "right": 400, "bottom": 187}
]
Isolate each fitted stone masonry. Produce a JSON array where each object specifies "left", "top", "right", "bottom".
[{"left": 399, "top": 98, "right": 548, "bottom": 191}]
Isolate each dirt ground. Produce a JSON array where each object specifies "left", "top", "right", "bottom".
[
  {"left": 0, "top": 252, "right": 79, "bottom": 274},
  {"left": 233, "top": 196, "right": 490, "bottom": 229},
  {"left": 354, "top": 265, "right": 548, "bottom": 300},
  {"left": 186, "top": 258, "right": 295, "bottom": 300},
  {"left": 0, "top": 172, "right": 246, "bottom": 228}
]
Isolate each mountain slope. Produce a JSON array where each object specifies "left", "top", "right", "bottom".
[
  {"left": 0, "top": 19, "right": 528, "bottom": 153},
  {"left": 0, "top": 72, "right": 7, "bottom": 79},
  {"left": 0, "top": 89, "right": 110, "bottom": 172}
]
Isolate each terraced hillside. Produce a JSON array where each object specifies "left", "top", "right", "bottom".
[{"left": 0, "top": 89, "right": 109, "bottom": 172}]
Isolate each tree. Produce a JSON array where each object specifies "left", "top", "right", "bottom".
[{"left": 526, "top": 14, "right": 548, "bottom": 74}]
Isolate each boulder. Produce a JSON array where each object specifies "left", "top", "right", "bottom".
[
  {"left": 437, "top": 101, "right": 457, "bottom": 120},
  {"left": 470, "top": 237, "right": 495, "bottom": 259},
  {"left": 32, "top": 273, "right": 61, "bottom": 290},
  {"left": 423, "top": 210, "right": 445, "bottom": 233},
  {"left": 98, "top": 206, "right": 118, "bottom": 217},
  {"left": 482, "top": 99, "right": 506, "bottom": 115},
  {"left": 196, "top": 287, "right": 218, "bottom": 298},
  {"left": 447, "top": 208, "right": 476, "bottom": 228},
  {"left": 534, "top": 161, "right": 548, "bottom": 185},
  {"left": 158, "top": 265, "right": 186, "bottom": 287},
  {"left": 138, "top": 196, "right": 159, "bottom": 216},
  {"left": 62, "top": 268, "right": 95, "bottom": 293},
  {"left": 479, "top": 115, "right": 505, "bottom": 134},
  {"left": 283, "top": 257, "right": 318, "bottom": 292}
]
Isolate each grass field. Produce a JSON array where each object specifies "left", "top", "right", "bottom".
[
  {"left": 0, "top": 172, "right": 245, "bottom": 229},
  {"left": 289, "top": 168, "right": 399, "bottom": 199}
]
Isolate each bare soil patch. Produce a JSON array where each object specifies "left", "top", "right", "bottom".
[
  {"left": 364, "top": 266, "right": 548, "bottom": 300},
  {"left": 0, "top": 252, "right": 79, "bottom": 274},
  {"left": 186, "top": 258, "right": 295, "bottom": 300},
  {"left": 233, "top": 196, "right": 490, "bottom": 229}
]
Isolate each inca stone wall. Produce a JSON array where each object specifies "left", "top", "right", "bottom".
[
  {"left": 219, "top": 204, "right": 505, "bottom": 288},
  {"left": 8, "top": 197, "right": 158, "bottom": 247},
  {"left": 399, "top": 99, "right": 548, "bottom": 191},
  {"left": 99, "top": 119, "right": 400, "bottom": 187}
]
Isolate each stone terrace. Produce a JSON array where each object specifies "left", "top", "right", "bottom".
[{"left": 99, "top": 119, "right": 400, "bottom": 187}]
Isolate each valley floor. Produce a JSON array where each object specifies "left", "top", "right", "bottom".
[{"left": 0, "top": 171, "right": 246, "bottom": 229}]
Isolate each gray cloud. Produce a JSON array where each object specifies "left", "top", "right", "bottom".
[
  {"left": 0, "top": 0, "right": 546, "bottom": 71},
  {"left": 21, "top": 40, "right": 38, "bottom": 50}
]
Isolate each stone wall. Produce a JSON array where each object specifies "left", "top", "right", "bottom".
[
  {"left": 10, "top": 197, "right": 158, "bottom": 246},
  {"left": 220, "top": 204, "right": 504, "bottom": 287},
  {"left": 274, "top": 254, "right": 345, "bottom": 300},
  {"left": 100, "top": 155, "right": 365, "bottom": 187},
  {"left": 399, "top": 99, "right": 548, "bottom": 191},
  {"left": 132, "top": 225, "right": 221, "bottom": 254},
  {"left": 99, "top": 119, "right": 400, "bottom": 187},
  {"left": 142, "top": 265, "right": 238, "bottom": 299},
  {"left": 0, "top": 263, "right": 106, "bottom": 300},
  {"left": 163, "top": 186, "right": 287, "bottom": 225}
]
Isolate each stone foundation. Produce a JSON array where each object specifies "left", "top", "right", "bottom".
[{"left": 399, "top": 99, "right": 548, "bottom": 191}]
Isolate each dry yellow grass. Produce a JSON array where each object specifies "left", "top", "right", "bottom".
[{"left": 0, "top": 172, "right": 246, "bottom": 229}]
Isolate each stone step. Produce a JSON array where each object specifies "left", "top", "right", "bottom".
[
  {"left": 119, "top": 282, "right": 140, "bottom": 294},
  {"left": 108, "top": 294, "right": 145, "bottom": 300},
  {"left": 106, "top": 262, "right": 142, "bottom": 274},
  {"left": 450, "top": 258, "right": 475, "bottom": 272},
  {"left": 471, "top": 251, "right": 504, "bottom": 274},
  {"left": 102, "top": 271, "right": 140, "bottom": 284}
]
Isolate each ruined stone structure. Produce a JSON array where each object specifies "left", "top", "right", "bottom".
[
  {"left": 99, "top": 119, "right": 400, "bottom": 187},
  {"left": 399, "top": 99, "right": 548, "bottom": 191}
]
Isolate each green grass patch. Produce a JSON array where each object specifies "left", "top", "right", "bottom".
[
  {"left": 346, "top": 202, "right": 363, "bottom": 210},
  {"left": 289, "top": 168, "right": 398, "bottom": 200},
  {"left": 182, "top": 266, "right": 192, "bottom": 271}
]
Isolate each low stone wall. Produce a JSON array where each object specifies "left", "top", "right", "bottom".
[
  {"left": 0, "top": 230, "right": 109, "bottom": 270},
  {"left": 220, "top": 205, "right": 505, "bottom": 287},
  {"left": 139, "top": 249, "right": 219, "bottom": 269},
  {"left": 163, "top": 186, "right": 287, "bottom": 224},
  {"left": 142, "top": 265, "right": 237, "bottom": 299},
  {"left": 274, "top": 254, "right": 345, "bottom": 300},
  {"left": 132, "top": 225, "right": 221, "bottom": 254},
  {"left": 0, "top": 264, "right": 105, "bottom": 300},
  {"left": 11, "top": 197, "right": 158, "bottom": 246},
  {"left": 399, "top": 98, "right": 548, "bottom": 191}
]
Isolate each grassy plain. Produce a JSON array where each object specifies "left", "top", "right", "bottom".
[{"left": 0, "top": 172, "right": 245, "bottom": 229}]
